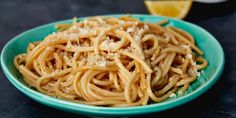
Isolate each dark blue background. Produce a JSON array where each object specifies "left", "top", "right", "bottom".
[{"left": 0, "top": 0, "right": 235, "bottom": 117}]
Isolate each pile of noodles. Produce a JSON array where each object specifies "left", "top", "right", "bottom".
[{"left": 14, "top": 16, "right": 208, "bottom": 107}]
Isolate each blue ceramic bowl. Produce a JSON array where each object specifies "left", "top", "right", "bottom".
[{"left": 1, "top": 14, "right": 224, "bottom": 117}]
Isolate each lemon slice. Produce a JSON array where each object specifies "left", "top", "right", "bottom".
[{"left": 144, "top": 0, "right": 192, "bottom": 19}]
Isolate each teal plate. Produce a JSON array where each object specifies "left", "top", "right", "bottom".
[{"left": 1, "top": 14, "right": 224, "bottom": 117}]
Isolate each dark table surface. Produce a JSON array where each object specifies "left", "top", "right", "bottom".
[{"left": 0, "top": 0, "right": 236, "bottom": 118}]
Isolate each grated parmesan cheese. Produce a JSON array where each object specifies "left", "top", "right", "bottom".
[
  {"left": 197, "top": 71, "right": 201, "bottom": 77},
  {"left": 52, "top": 32, "right": 56, "bottom": 35},
  {"left": 144, "top": 24, "right": 149, "bottom": 30},
  {"left": 96, "top": 58, "right": 107, "bottom": 67},
  {"left": 187, "top": 53, "right": 192, "bottom": 59},
  {"left": 133, "top": 35, "right": 141, "bottom": 41},
  {"left": 78, "top": 28, "right": 90, "bottom": 34},
  {"left": 181, "top": 44, "right": 190, "bottom": 49},
  {"left": 201, "top": 70, "right": 205, "bottom": 75},
  {"left": 169, "top": 93, "right": 176, "bottom": 98},
  {"left": 127, "top": 27, "right": 135, "bottom": 33},
  {"left": 119, "top": 20, "right": 125, "bottom": 24},
  {"left": 69, "top": 33, "right": 78, "bottom": 39},
  {"left": 100, "top": 37, "right": 116, "bottom": 50}
]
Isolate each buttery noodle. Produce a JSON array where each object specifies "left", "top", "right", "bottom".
[{"left": 14, "top": 16, "right": 208, "bottom": 107}]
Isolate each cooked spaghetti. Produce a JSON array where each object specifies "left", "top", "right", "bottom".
[{"left": 14, "top": 16, "right": 208, "bottom": 107}]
